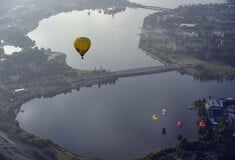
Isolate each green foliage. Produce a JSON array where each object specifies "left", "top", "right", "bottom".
[
  {"left": 1, "top": 27, "right": 35, "bottom": 47},
  {"left": 218, "top": 121, "right": 233, "bottom": 137},
  {"left": 198, "top": 107, "right": 207, "bottom": 117},
  {"left": 30, "top": 149, "right": 47, "bottom": 160},
  {"left": 194, "top": 99, "right": 208, "bottom": 118},
  {"left": 42, "top": 147, "right": 57, "bottom": 159},
  {"left": 192, "top": 99, "right": 204, "bottom": 108},
  {"left": 227, "top": 0, "right": 235, "bottom": 3},
  {"left": 0, "top": 47, "right": 4, "bottom": 56}
]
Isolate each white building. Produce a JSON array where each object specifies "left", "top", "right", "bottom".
[
  {"left": 207, "top": 99, "right": 224, "bottom": 108},
  {"left": 207, "top": 98, "right": 224, "bottom": 126},
  {"left": 12, "top": 88, "right": 28, "bottom": 94},
  {"left": 180, "top": 23, "right": 196, "bottom": 28},
  {"left": 183, "top": 31, "right": 199, "bottom": 38}
]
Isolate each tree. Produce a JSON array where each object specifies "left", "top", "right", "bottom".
[
  {"left": 227, "top": 0, "right": 235, "bottom": 3},
  {"left": 0, "top": 47, "right": 4, "bottom": 56}
]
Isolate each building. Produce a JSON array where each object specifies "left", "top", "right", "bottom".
[
  {"left": 224, "top": 98, "right": 235, "bottom": 128},
  {"left": 207, "top": 97, "right": 235, "bottom": 128},
  {"left": 180, "top": 23, "right": 196, "bottom": 28},
  {"left": 207, "top": 98, "right": 224, "bottom": 125},
  {"left": 12, "top": 88, "right": 28, "bottom": 94},
  {"left": 207, "top": 98, "right": 224, "bottom": 108}
]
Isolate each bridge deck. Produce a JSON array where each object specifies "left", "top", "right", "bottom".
[{"left": 113, "top": 64, "right": 190, "bottom": 78}]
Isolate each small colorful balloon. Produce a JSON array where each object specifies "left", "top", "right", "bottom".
[
  {"left": 199, "top": 121, "right": 206, "bottom": 128},
  {"left": 177, "top": 121, "right": 183, "bottom": 128},
  {"left": 162, "top": 108, "right": 167, "bottom": 115},
  {"left": 152, "top": 115, "right": 159, "bottom": 122}
]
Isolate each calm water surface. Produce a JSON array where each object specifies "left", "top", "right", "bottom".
[
  {"left": 17, "top": 73, "right": 235, "bottom": 160},
  {"left": 28, "top": 8, "right": 160, "bottom": 71},
  {"left": 17, "top": 1, "right": 234, "bottom": 160}
]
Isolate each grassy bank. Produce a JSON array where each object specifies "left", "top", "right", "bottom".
[{"left": 142, "top": 47, "right": 235, "bottom": 81}]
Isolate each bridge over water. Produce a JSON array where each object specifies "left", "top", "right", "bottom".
[
  {"left": 6, "top": 64, "right": 192, "bottom": 99},
  {"left": 129, "top": 3, "right": 173, "bottom": 12},
  {"left": 137, "top": 5, "right": 173, "bottom": 12},
  {"left": 113, "top": 64, "right": 190, "bottom": 78},
  {"left": 71, "top": 64, "right": 192, "bottom": 84}
]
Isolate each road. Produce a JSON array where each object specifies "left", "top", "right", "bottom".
[
  {"left": 77, "top": 64, "right": 190, "bottom": 80},
  {"left": 112, "top": 64, "right": 190, "bottom": 78}
]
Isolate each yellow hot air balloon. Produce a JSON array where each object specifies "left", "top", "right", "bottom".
[
  {"left": 152, "top": 115, "right": 158, "bottom": 122},
  {"left": 73, "top": 37, "right": 91, "bottom": 59}
]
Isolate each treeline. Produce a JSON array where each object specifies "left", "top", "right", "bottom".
[
  {"left": 0, "top": 27, "right": 35, "bottom": 48},
  {"left": 227, "top": 0, "right": 235, "bottom": 3}
]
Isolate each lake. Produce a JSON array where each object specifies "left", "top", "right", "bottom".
[
  {"left": 27, "top": 8, "right": 160, "bottom": 71},
  {"left": 17, "top": 0, "right": 234, "bottom": 160}
]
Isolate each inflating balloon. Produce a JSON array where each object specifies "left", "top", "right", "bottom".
[
  {"left": 152, "top": 115, "right": 159, "bottom": 122},
  {"left": 177, "top": 121, "right": 183, "bottom": 128},
  {"left": 162, "top": 108, "right": 167, "bottom": 115},
  {"left": 199, "top": 121, "right": 206, "bottom": 128},
  {"left": 74, "top": 37, "right": 91, "bottom": 59}
]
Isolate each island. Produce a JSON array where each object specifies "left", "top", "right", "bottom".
[{"left": 139, "top": 1, "right": 235, "bottom": 81}]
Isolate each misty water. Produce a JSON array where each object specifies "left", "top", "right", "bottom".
[
  {"left": 16, "top": 0, "right": 234, "bottom": 160},
  {"left": 27, "top": 8, "right": 160, "bottom": 71}
]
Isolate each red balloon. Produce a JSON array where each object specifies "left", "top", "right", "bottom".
[
  {"left": 199, "top": 121, "right": 206, "bottom": 128},
  {"left": 177, "top": 121, "right": 183, "bottom": 128}
]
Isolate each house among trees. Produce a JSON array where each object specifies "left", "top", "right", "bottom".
[
  {"left": 206, "top": 97, "right": 235, "bottom": 130},
  {"left": 12, "top": 88, "right": 28, "bottom": 94},
  {"left": 224, "top": 98, "right": 235, "bottom": 128},
  {"left": 206, "top": 98, "right": 224, "bottom": 125}
]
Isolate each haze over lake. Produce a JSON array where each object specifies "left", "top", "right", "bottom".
[
  {"left": 17, "top": 0, "right": 234, "bottom": 160},
  {"left": 28, "top": 8, "right": 160, "bottom": 71}
]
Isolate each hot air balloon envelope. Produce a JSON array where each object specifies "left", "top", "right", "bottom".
[
  {"left": 199, "top": 121, "right": 206, "bottom": 128},
  {"left": 177, "top": 121, "right": 183, "bottom": 128},
  {"left": 152, "top": 115, "right": 158, "bottom": 121},
  {"left": 162, "top": 108, "right": 167, "bottom": 115},
  {"left": 74, "top": 37, "right": 91, "bottom": 59}
]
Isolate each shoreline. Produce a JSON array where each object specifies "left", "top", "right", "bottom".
[{"left": 140, "top": 49, "right": 235, "bottom": 81}]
